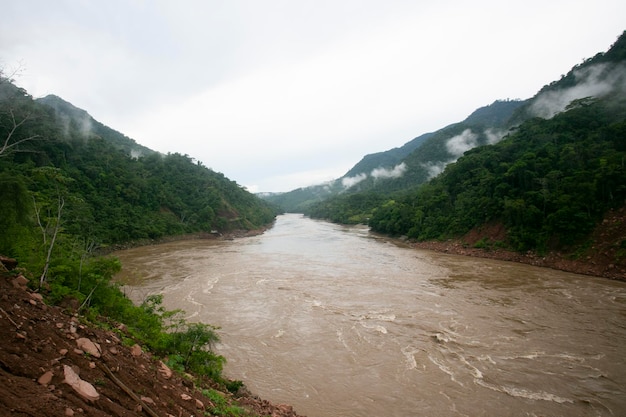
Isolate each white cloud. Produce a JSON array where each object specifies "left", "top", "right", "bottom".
[
  {"left": 342, "top": 173, "right": 368, "bottom": 189},
  {"left": 530, "top": 63, "right": 626, "bottom": 119},
  {"left": 422, "top": 161, "right": 449, "bottom": 180},
  {"left": 484, "top": 128, "right": 508, "bottom": 145},
  {"left": 446, "top": 129, "right": 479, "bottom": 158},
  {"left": 371, "top": 163, "right": 407, "bottom": 179}
]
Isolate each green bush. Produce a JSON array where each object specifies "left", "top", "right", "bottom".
[{"left": 201, "top": 389, "right": 248, "bottom": 417}]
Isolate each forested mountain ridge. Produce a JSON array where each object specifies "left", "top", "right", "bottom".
[
  {"left": 36, "top": 94, "right": 155, "bottom": 158},
  {"left": 307, "top": 31, "right": 626, "bottom": 273},
  {"left": 0, "top": 76, "right": 279, "bottom": 265},
  {"left": 264, "top": 96, "right": 525, "bottom": 213}
]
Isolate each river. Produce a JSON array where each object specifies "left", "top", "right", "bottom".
[{"left": 115, "top": 213, "right": 626, "bottom": 417}]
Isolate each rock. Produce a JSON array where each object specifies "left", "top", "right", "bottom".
[
  {"left": 63, "top": 365, "right": 99, "bottom": 402},
  {"left": 65, "top": 407, "right": 74, "bottom": 416},
  {"left": 38, "top": 370, "right": 54, "bottom": 386},
  {"left": 11, "top": 275, "right": 28, "bottom": 289},
  {"left": 181, "top": 393, "right": 192, "bottom": 401},
  {"left": 195, "top": 399, "right": 204, "bottom": 409},
  {"left": 89, "top": 362, "right": 96, "bottom": 369},
  {"left": 59, "top": 348, "right": 68, "bottom": 356},
  {"left": 30, "top": 293, "right": 43, "bottom": 301},
  {"left": 140, "top": 396, "right": 155, "bottom": 405},
  {"left": 130, "top": 344, "right": 142, "bottom": 357},
  {"left": 76, "top": 338, "right": 101, "bottom": 358},
  {"left": 109, "top": 346, "right": 118, "bottom": 355},
  {"left": 158, "top": 361, "right": 173, "bottom": 379},
  {"left": 0, "top": 255, "right": 18, "bottom": 270}
]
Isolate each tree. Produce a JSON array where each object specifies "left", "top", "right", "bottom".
[
  {"left": 31, "top": 167, "right": 72, "bottom": 287},
  {"left": 0, "top": 69, "right": 42, "bottom": 157}
]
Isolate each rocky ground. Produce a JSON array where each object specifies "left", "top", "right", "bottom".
[{"left": 0, "top": 262, "right": 305, "bottom": 417}]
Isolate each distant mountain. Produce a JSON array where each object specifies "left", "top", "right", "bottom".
[
  {"left": 267, "top": 32, "right": 626, "bottom": 218},
  {"left": 343, "top": 131, "right": 433, "bottom": 178},
  {"left": 264, "top": 98, "right": 525, "bottom": 212}
]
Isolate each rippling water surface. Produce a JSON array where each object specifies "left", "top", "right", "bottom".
[{"left": 115, "top": 214, "right": 626, "bottom": 417}]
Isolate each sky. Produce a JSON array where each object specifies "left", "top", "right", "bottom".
[{"left": 1, "top": 1, "right": 625, "bottom": 193}]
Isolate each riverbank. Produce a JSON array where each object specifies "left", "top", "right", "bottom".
[
  {"left": 0, "top": 262, "right": 305, "bottom": 417},
  {"left": 98, "top": 224, "right": 274, "bottom": 254},
  {"left": 407, "top": 206, "right": 626, "bottom": 281}
]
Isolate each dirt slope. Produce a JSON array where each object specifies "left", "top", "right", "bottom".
[
  {"left": 0, "top": 267, "right": 304, "bottom": 417},
  {"left": 410, "top": 205, "right": 626, "bottom": 281}
]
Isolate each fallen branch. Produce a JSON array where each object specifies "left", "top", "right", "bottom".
[
  {"left": 98, "top": 362, "right": 160, "bottom": 417},
  {"left": 0, "top": 306, "right": 20, "bottom": 329}
]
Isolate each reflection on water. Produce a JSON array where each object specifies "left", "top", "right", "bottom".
[{"left": 115, "top": 214, "right": 626, "bottom": 417}]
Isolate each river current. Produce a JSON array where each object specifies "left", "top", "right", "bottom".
[{"left": 115, "top": 213, "right": 626, "bottom": 417}]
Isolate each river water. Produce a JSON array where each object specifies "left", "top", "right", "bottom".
[{"left": 115, "top": 213, "right": 626, "bottom": 417}]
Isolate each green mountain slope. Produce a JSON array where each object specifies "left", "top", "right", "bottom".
[
  {"left": 264, "top": 97, "right": 525, "bottom": 213},
  {"left": 312, "top": 31, "right": 626, "bottom": 258},
  {"left": 343, "top": 131, "right": 434, "bottom": 178},
  {"left": 0, "top": 78, "right": 278, "bottom": 264},
  {"left": 36, "top": 94, "right": 155, "bottom": 158}
]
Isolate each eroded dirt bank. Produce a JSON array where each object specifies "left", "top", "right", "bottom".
[
  {"left": 408, "top": 206, "right": 626, "bottom": 281},
  {"left": 0, "top": 264, "right": 305, "bottom": 417}
]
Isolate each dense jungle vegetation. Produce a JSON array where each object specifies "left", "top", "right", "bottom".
[
  {"left": 307, "top": 32, "right": 626, "bottom": 255},
  {"left": 0, "top": 73, "right": 278, "bottom": 390}
]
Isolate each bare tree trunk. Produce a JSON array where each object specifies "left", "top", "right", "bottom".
[
  {"left": 39, "top": 196, "right": 64, "bottom": 288},
  {"left": 33, "top": 196, "right": 47, "bottom": 245},
  {"left": 78, "top": 239, "right": 96, "bottom": 292}
]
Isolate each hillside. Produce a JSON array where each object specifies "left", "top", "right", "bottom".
[
  {"left": 0, "top": 76, "right": 294, "bottom": 415},
  {"left": 0, "top": 77, "right": 279, "bottom": 255},
  {"left": 0, "top": 260, "right": 303, "bottom": 417},
  {"left": 36, "top": 94, "right": 155, "bottom": 158},
  {"left": 264, "top": 98, "right": 525, "bottom": 213},
  {"left": 304, "top": 30, "right": 626, "bottom": 275}
]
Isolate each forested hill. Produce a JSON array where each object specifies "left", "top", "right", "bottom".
[
  {"left": 36, "top": 94, "right": 156, "bottom": 158},
  {"left": 307, "top": 31, "right": 626, "bottom": 263},
  {"left": 264, "top": 96, "right": 525, "bottom": 213},
  {"left": 0, "top": 76, "right": 279, "bottom": 261}
]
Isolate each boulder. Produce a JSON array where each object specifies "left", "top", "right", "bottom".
[
  {"left": 30, "top": 292, "right": 44, "bottom": 301},
  {"left": 76, "top": 338, "right": 102, "bottom": 358},
  {"left": 38, "top": 370, "right": 54, "bottom": 386},
  {"left": 140, "top": 396, "right": 155, "bottom": 405},
  {"left": 0, "top": 256, "right": 18, "bottom": 270},
  {"left": 11, "top": 275, "right": 28, "bottom": 289},
  {"left": 63, "top": 365, "right": 99, "bottom": 402},
  {"left": 158, "top": 361, "right": 173, "bottom": 379},
  {"left": 130, "top": 344, "right": 142, "bottom": 357}
]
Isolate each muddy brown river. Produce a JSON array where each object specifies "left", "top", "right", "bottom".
[{"left": 115, "top": 213, "right": 626, "bottom": 417}]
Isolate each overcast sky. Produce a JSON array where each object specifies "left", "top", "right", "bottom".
[{"left": 2, "top": 1, "right": 625, "bottom": 192}]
